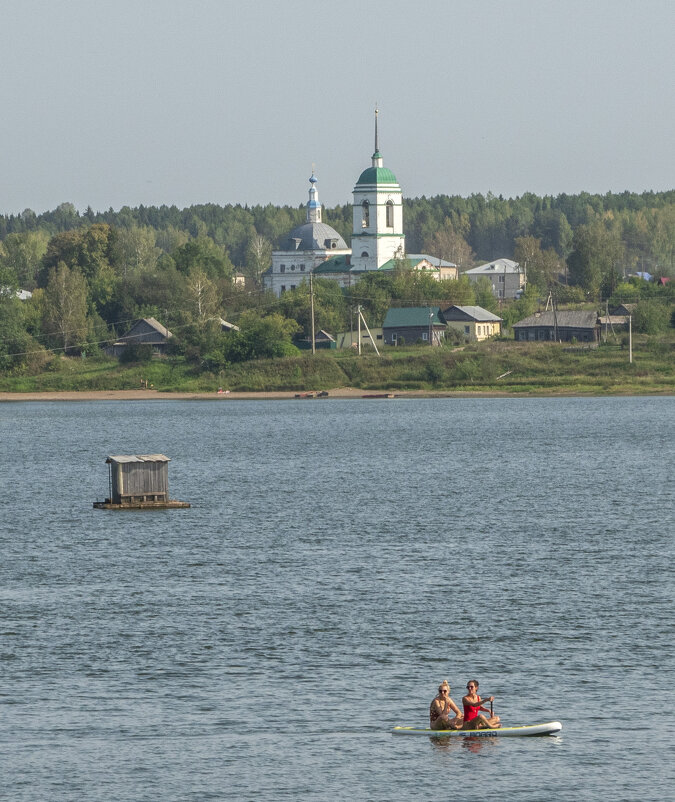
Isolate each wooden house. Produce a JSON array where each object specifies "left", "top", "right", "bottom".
[
  {"left": 94, "top": 454, "right": 190, "bottom": 509},
  {"left": 106, "top": 317, "right": 172, "bottom": 358},
  {"left": 382, "top": 307, "right": 446, "bottom": 346},
  {"left": 512, "top": 310, "right": 599, "bottom": 343}
]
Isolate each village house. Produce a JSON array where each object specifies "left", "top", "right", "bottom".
[
  {"left": 463, "top": 258, "right": 526, "bottom": 300},
  {"left": 106, "top": 317, "right": 172, "bottom": 357},
  {"left": 441, "top": 305, "right": 503, "bottom": 341},
  {"left": 512, "top": 310, "right": 599, "bottom": 343},
  {"left": 382, "top": 307, "right": 446, "bottom": 346}
]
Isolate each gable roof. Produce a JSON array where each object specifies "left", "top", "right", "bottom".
[
  {"left": 383, "top": 307, "right": 444, "bottom": 328},
  {"left": 464, "top": 258, "right": 521, "bottom": 275},
  {"left": 512, "top": 310, "right": 598, "bottom": 329},
  {"left": 120, "top": 317, "right": 172, "bottom": 342},
  {"left": 441, "top": 305, "right": 503, "bottom": 322}
]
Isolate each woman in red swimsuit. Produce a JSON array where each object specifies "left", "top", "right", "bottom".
[
  {"left": 429, "top": 680, "right": 463, "bottom": 730},
  {"left": 461, "top": 679, "right": 501, "bottom": 730}
]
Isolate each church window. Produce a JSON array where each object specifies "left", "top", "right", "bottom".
[
  {"left": 361, "top": 251, "right": 369, "bottom": 258},
  {"left": 280, "top": 264, "right": 285, "bottom": 273},
  {"left": 291, "top": 264, "right": 296, "bottom": 271},
  {"left": 281, "top": 285, "right": 286, "bottom": 293},
  {"left": 300, "top": 264, "right": 305, "bottom": 272},
  {"left": 386, "top": 200, "right": 394, "bottom": 227},
  {"left": 362, "top": 200, "right": 370, "bottom": 228}
]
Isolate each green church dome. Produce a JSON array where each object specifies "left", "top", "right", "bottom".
[{"left": 356, "top": 166, "right": 399, "bottom": 186}]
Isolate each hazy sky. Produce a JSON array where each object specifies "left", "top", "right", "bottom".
[{"left": 1, "top": 0, "right": 673, "bottom": 215}]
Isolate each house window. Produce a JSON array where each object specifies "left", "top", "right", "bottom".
[
  {"left": 386, "top": 200, "right": 394, "bottom": 227},
  {"left": 499, "top": 275, "right": 505, "bottom": 283},
  {"left": 464, "top": 326, "right": 470, "bottom": 335},
  {"left": 280, "top": 285, "right": 286, "bottom": 293},
  {"left": 290, "top": 285, "right": 296, "bottom": 290},
  {"left": 392, "top": 333, "right": 397, "bottom": 342},
  {"left": 280, "top": 265, "right": 285, "bottom": 273},
  {"left": 362, "top": 200, "right": 370, "bottom": 228},
  {"left": 422, "top": 332, "right": 428, "bottom": 341}
]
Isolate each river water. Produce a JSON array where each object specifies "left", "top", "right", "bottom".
[{"left": 0, "top": 397, "right": 673, "bottom": 801}]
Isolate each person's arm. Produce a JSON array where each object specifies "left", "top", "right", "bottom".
[
  {"left": 431, "top": 699, "right": 447, "bottom": 719},
  {"left": 446, "top": 697, "right": 461, "bottom": 716},
  {"left": 477, "top": 695, "right": 495, "bottom": 713}
]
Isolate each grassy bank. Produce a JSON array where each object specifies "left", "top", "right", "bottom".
[{"left": 0, "top": 335, "right": 673, "bottom": 395}]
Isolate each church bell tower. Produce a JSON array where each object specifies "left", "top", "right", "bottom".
[{"left": 350, "top": 108, "right": 405, "bottom": 272}]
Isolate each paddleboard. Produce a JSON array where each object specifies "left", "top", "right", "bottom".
[{"left": 392, "top": 721, "right": 562, "bottom": 737}]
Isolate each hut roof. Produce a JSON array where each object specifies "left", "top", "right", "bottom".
[{"left": 106, "top": 454, "right": 171, "bottom": 464}]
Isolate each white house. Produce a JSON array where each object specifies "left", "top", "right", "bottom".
[{"left": 463, "top": 258, "right": 526, "bottom": 300}]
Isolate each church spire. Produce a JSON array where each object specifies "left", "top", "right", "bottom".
[
  {"left": 372, "top": 106, "right": 383, "bottom": 168},
  {"left": 306, "top": 170, "right": 321, "bottom": 223}
]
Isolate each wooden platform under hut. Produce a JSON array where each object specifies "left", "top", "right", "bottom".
[{"left": 93, "top": 454, "right": 190, "bottom": 510}]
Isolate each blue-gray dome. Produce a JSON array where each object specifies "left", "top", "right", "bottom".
[{"left": 279, "top": 222, "right": 347, "bottom": 252}]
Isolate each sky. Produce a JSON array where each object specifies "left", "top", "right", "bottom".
[{"left": 1, "top": 0, "right": 673, "bottom": 215}]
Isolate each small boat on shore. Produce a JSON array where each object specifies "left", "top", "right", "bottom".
[{"left": 392, "top": 721, "right": 562, "bottom": 737}]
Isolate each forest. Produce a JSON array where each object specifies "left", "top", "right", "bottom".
[{"left": 0, "top": 189, "right": 673, "bottom": 374}]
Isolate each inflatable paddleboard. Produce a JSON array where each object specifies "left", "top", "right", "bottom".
[{"left": 392, "top": 721, "right": 562, "bottom": 737}]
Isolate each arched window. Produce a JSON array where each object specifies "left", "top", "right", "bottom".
[
  {"left": 362, "top": 200, "right": 370, "bottom": 228},
  {"left": 386, "top": 200, "right": 394, "bottom": 228},
  {"left": 361, "top": 251, "right": 369, "bottom": 258}
]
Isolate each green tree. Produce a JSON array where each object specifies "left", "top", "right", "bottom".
[
  {"left": 40, "top": 223, "right": 119, "bottom": 312},
  {"left": 221, "top": 311, "right": 300, "bottom": 362},
  {"left": 0, "top": 230, "right": 50, "bottom": 289},
  {"left": 172, "top": 237, "right": 234, "bottom": 281},
  {"left": 473, "top": 276, "right": 499, "bottom": 312},
  {"left": 514, "top": 236, "right": 563, "bottom": 292},
  {"left": 42, "top": 262, "right": 90, "bottom": 353},
  {"left": 422, "top": 217, "right": 473, "bottom": 270},
  {"left": 633, "top": 300, "right": 671, "bottom": 334},
  {"left": 113, "top": 225, "right": 161, "bottom": 281},
  {"left": 567, "top": 222, "right": 624, "bottom": 300}
]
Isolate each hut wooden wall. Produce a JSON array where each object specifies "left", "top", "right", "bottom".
[{"left": 112, "top": 461, "right": 169, "bottom": 500}]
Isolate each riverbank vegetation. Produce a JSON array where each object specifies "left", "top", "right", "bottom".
[{"left": 1, "top": 332, "right": 672, "bottom": 396}]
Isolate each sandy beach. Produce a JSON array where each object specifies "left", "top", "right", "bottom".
[{"left": 0, "top": 388, "right": 518, "bottom": 402}]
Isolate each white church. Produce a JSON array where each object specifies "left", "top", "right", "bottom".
[{"left": 263, "top": 112, "right": 457, "bottom": 297}]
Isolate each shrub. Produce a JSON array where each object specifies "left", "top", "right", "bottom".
[{"left": 119, "top": 344, "right": 154, "bottom": 363}]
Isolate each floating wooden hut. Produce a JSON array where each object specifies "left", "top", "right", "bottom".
[{"left": 93, "top": 454, "right": 190, "bottom": 509}]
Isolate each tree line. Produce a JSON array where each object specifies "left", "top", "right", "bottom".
[{"left": 0, "top": 190, "right": 673, "bottom": 372}]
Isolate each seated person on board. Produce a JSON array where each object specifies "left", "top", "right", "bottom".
[
  {"left": 461, "top": 679, "right": 501, "bottom": 729},
  {"left": 429, "top": 680, "right": 463, "bottom": 730}
]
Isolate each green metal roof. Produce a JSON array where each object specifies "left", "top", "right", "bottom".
[
  {"left": 356, "top": 166, "right": 399, "bottom": 186},
  {"left": 313, "top": 255, "right": 351, "bottom": 274},
  {"left": 377, "top": 258, "right": 425, "bottom": 271},
  {"left": 383, "top": 307, "right": 444, "bottom": 328}
]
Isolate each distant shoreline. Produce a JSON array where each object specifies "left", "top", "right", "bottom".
[{"left": 0, "top": 388, "right": 672, "bottom": 402}]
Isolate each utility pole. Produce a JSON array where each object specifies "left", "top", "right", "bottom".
[
  {"left": 629, "top": 315, "right": 632, "bottom": 364},
  {"left": 357, "top": 304, "right": 362, "bottom": 355},
  {"left": 310, "top": 272, "right": 316, "bottom": 354},
  {"left": 358, "top": 306, "right": 380, "bottom": 355}
]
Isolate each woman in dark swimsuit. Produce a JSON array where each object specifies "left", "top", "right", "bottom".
[
  {"left": 461, "top": 679, "right": 501, "bottom": 729},
  {"left": 429, "top": 680, "right": 463, "bottom": 730}
]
